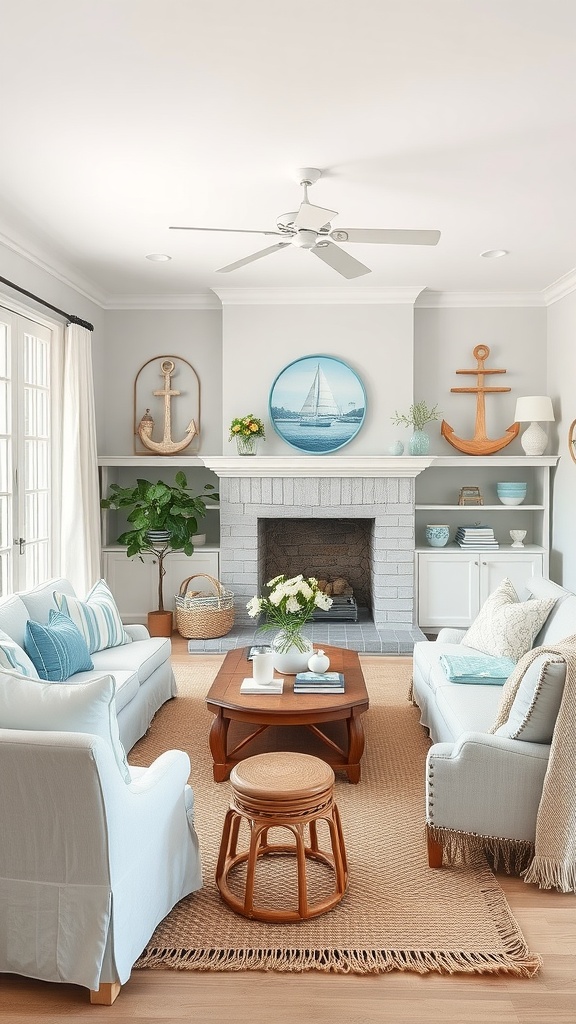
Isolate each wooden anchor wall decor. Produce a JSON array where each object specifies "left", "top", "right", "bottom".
[
  {"left": 441, "top": 344, "right": 519, "bottom": 456},
  {"left": 134, "top": 356, "right": 200, "bottom": 455}
]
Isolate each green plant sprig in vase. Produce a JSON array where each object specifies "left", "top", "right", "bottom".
[{"left": 391, "top": 400, "right": 441, "bottom": 455}]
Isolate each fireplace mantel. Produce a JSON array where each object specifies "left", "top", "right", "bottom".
[{"left": 200, "top": 456, "right": 434, "bottom": 478}]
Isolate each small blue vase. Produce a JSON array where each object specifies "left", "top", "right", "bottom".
[
  {"left": 409, "top": 430, "right": 430, "bottom": 455},
  {"left": 388, "top": 440, "right": 404, "bottom": 456}
]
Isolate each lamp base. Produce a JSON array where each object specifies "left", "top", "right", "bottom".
[{"left": 520, "top": 421, "right": 548, "bottom": 456}]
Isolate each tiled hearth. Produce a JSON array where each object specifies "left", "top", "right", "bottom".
[{"left": 196, "top": 456, "right": 433, "bottom": 655}]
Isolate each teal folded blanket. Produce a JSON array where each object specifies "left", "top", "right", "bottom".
[{"left": 439, "top": 654, "right": 516, "bottom": 684}]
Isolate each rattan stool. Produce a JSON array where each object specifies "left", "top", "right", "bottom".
[{"left": 215, "top": 751, "right": 348, "bottom": 922}]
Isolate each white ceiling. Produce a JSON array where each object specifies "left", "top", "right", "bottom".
[{"left": 2, "top": 0, "right": 576, "bottom": 303}]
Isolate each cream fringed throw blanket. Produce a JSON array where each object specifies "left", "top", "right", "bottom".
[{"left": 489, "top": 636, "right": 576, "bottom": 894}]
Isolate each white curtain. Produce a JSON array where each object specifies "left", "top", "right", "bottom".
[{"left": 58, "top": 323, "right": 101, "bottom": 595}]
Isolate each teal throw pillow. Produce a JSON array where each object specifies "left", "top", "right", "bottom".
[
  {"left": 24, "top": 610, "right": 94, "bottom": 682},
  {"left": 440, "top": 654, "right": 517, "bottom": 685}
]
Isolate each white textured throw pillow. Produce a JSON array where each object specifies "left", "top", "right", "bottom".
[
  {"left": 462, "top": 578, "right": 556, "bottom": 661},
  {"left": 0, "top": 669, "right": 130, "bottom": 782},
  {"left": 494, "top": 653, "right": 566, "bottom": 743}
]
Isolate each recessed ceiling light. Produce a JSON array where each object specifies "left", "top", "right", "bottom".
[
  {"left": 480, "top": 249, "right": 509, "bottom": 259},
  {"left": 145, "top": 253, "right": 172, "bottom": 262}
]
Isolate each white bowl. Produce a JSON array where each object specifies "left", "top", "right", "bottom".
[
  {"left": 191, "top": 533, "right": 206, "bottom": 545},
  {"left": 498, "top": 496, "right": 525, "bottom": 505}
]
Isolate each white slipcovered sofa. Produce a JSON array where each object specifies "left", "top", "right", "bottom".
[
  {"left": 412, "top": 577, "right": 576, "bottom": 869},
  {"left": 0, "top": 576, "right": 176, "bottom": 752}
]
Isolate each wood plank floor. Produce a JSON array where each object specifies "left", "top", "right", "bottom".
[{"left": 1, "top": 641, "right": 574, "bottom": 1023}]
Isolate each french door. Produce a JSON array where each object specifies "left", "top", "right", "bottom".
[{"left": 0, "top": 307, "right": 53, "bottom": 595}]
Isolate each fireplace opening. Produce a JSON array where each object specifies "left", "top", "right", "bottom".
[{"left": 259, "top": 518, "right": 374, "bottom": 613}]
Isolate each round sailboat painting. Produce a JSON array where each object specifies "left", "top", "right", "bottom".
[{"left": 269, "top": 355, "right": 366, "bottom": 453}]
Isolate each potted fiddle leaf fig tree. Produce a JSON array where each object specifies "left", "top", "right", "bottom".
[{"left": 101, "top": 473, "right": 218, "bottom": 636}]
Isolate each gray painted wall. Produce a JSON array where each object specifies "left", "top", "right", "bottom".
[
  {"left": 221, "top": 301, "right": 415, "bottom": 455},
  {"left": 414, "top": 305, "right": 548, "bottom": 454},
  {"left": 95, "top": 309, "right": 222, "bottom": 455}
]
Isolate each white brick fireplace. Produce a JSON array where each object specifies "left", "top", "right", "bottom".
[{"left": 202, "top": 456, "right": 433, "bottom": 631}]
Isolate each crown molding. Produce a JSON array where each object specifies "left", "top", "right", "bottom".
[
  {"left": 211, "top": 286, "right": 427, "bottom": 305},
  {"left": 0, "top": 228, "right": 107, "bottom": 308},
  {"left": 416, "top": 289, "right": 545, "bottom": 308},
  {"left": 104, "top": 292, "right": 221, "bottom": 310},
  {"left": 541, "top": 267, "right": 576, "bottom": 306}
]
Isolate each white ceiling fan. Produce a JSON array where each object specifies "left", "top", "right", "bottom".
[{"left": 169, "top": 168, "right": 441, "bottom": 279}]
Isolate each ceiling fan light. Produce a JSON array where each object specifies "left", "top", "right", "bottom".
[{"left": 292, "top": 229, "right": 317, "bottom": 249}]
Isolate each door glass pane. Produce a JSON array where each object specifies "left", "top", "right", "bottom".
[{"left": 22, "top": 330, "right": 51, "bottom": 589}]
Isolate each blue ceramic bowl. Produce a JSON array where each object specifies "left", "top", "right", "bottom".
[{"left": 426, "top": 524, "right": 450, "bottom": 547}]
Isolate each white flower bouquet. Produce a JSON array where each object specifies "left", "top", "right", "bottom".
[{"left": 247, "top": 574, "right": 333, "bottom": 652}]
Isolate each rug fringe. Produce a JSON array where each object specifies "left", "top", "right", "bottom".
[{"left": 136, "top": 943, "right": 540, "bottom": 977}]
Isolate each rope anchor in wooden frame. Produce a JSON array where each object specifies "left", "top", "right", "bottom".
[{"left": 134, "top": 356, "right": 200, "bottom": 455}]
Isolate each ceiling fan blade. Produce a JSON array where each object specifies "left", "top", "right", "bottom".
[
  {"left": 217, "top": 242, "right": 290, "bottom": 273},
  {"left": 331, "top": 228, "right": 441, "bottom": 246},
  {"left": 170, "top": 225, "right": 283, "bottom": 236},
  {"left": 295, "top": 202, "right": 338, "bottom": 232},
  {"left": 311, "top": 241, "right": 371, "bottom": 279}
]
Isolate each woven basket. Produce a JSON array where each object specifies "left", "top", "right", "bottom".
[{"left": 175, "top": 574, "right": 235, "bottom": 639}]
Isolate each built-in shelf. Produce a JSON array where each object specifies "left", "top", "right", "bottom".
[
  {"left": 416, "top": 504, "right": 544, "bottom": 511},
  {"left": 98, "top": 455, "right": 206, "bottom": 467}
]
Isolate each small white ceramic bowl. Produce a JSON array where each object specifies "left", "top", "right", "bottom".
[{"left": 498, "top": 496, "right": 525, "bottom": 506}]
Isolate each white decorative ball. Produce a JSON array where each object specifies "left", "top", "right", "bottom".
[{"left": 307, "top": 649, "right": 330, "bottom": 674}]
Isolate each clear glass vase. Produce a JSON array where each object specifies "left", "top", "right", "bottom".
[
  {"left": 272, "top": 631, "right": 313, "bottom": 674},
  {"left": 236, "top": 434, "right": 259, "bottom": 455}
]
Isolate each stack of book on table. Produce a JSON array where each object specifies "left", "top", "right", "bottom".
[
  {"left": 294, "top": 672, "right": 345, "bottom": 694},
  {"left": 455, "top": 525, "right": 499, "bottom": 549}
]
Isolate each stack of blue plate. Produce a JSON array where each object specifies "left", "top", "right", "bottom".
[{"left": 496, "top": 482, "right": 527, "bottom": 506}]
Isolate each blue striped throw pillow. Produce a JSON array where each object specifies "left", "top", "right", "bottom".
[
  {"left": 0, "top": 629, "right": 39, "bottom": 678},
  {"left": 54, "top": 579, "right": 132, "bottom": 654},
  {"left": 24, "top": 611, "right": 94, "bottom": 682}
]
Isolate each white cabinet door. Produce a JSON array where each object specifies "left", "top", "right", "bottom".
[
  {"left": 417, "top": 550, "right": 479, "bottom": 629},
  {"left": 479, "top": 552, "right": 545, "bottom": 604},
  {"left": 102, "top": 549, "right": 219, "bottom": 622},
  {"left": 102, "top": 551, "right": 157, "bottom": 619}
]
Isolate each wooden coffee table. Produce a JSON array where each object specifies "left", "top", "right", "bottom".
[{"left": 206, "top": 645, "right": 369, "bottom": 784}]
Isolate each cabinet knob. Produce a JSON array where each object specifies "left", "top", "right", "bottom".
[{"left": 482, "top": 561, "right": 487, "bottom": 565}]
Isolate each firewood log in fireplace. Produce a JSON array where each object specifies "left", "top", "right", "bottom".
[{"left": 316, "top": 578, "right": 354, "bottom": 597}]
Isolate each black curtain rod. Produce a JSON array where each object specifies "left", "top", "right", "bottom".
[{"left": 0, "top": 275, "right": 94, "bottom": 332}]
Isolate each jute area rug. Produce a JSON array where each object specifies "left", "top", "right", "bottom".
[{"left": 129, "top": 658, "right": 540, "bottom": 977}]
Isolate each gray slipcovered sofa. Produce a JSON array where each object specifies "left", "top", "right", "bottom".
[
  {"left": 412, "top": 577, "right": 576, "bottom": 861},
  {"left": 0, "top": 576, "right": 176, "bottom": 752}
]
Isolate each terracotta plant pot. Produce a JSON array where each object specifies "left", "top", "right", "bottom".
[{"left": 147, "top": 610, "right": 173, "bottom": 637}]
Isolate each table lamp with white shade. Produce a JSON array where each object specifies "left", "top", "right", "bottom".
[{"left": 514, "top": 396, "right": 555, "bottom": 456}]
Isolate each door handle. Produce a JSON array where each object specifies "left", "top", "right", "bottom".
[{"left": 15, "top": 537, "right": 26, "bottom": 553}]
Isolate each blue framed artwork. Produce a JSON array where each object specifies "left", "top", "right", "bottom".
[{"left": 269, "top": 355, "right": 366, "bottom": 454}]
